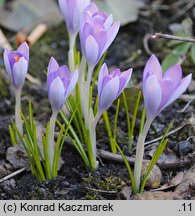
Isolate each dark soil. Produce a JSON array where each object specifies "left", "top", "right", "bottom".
[{"left": 0, "top": 0, "right": 195, "bottom": 200}]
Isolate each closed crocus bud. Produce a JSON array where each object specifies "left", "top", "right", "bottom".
[
  {"left": 98, "top": 63, "right": 132, "bottom": 113},
  {"left": 3, "top": 42, "right": 29, "bottom": 89},
  {"left": 79, "top": 3, "right": 120, "bottom": 66},
  {"left": 143, "top": 55, "right": 192, "bottom": 120},
  {"left": 58, "top": 0, "right": 90, "bottom": 37},
  {"left": 47, "top": 57, "right": 78, "bottom": 112}
]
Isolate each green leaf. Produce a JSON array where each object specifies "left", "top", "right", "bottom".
[
  {"left": 174, "top": 43, "right": 191, "bottom": 55},
  {"left": 161, "top": 54, "right": 180, "bottom": 72},
  {"left": 118, "top": 87, "right": 143, "bottom": 116},
  {"left": 191, "top": 44, "right": 195, "bottom": 64},
  {"left": 115, "top": 140, "right": 136, "bottom": 194},
  {"left": 140, "top": 121, "right": 173, "bottom": 192}
]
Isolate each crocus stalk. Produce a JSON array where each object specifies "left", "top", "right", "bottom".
[
  {"left": 3, "top": 42, "right": 29, "bottom": 136},
  {"left": 58, "top": 0, "right": 90, "bottom": 72},
  {"left": 89, "top": 63, "right": 132, "bottom": 168},
  {"left": 134, "top": 55, "right": 192, "bottom": 192},
  {"left": 47, "top": 57, "right": 78, "bottom": 170}
]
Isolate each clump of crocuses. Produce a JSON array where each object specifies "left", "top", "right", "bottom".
[
  {"left": 3, "top": 42, "right": 29, "bottom": 137},
  {"left": 3, "top": 0, "right": 192, "bottom": 193}
]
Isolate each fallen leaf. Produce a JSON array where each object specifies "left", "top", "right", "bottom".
[
  {"left": 92, "top": 0, "right": 142, "bottom": 26},
  {"left": 150, "top": 172, "right": 184, "bottom": 192}
]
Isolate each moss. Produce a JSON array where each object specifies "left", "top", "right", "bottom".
[{"left": 82, "top": 174, "right": 129, "bottom": 200}]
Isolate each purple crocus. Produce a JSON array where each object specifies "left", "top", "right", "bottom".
[
  {"left": 98, "top": 63, "right": 132, "bottom": 113},
  {"left": 47, "top": 57, "right": 78, "bottom": 112},
  {"left": 3, "top": 42, "right": 29, "bottom": 89},
  {"left": 58, "top": 0, "right": 90, "bottom": 37},
  {"left": 143, "top": 55, "right": 192, "bottom": 119},
  {"left": 79, "top": 3, "right": 120, "bottom": 66}
]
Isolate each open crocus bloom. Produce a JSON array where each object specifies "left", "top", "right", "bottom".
[
  {"left": 143, "top": 55, "right": 192, "bottom": 119},
  {"left": 3, "top": 42, "right": 29, "bottom": 89},
  {"left": 79, "top": 3, "right": 120, "bottom": 66},
  {"left": 98, "top": 63, "right": 132, "bottom": 113},
  {"left": 47, "top": 57, "right": 78, "bottom": 112},
  {"left": 58, "top": 0, "right": 90, "bottom": 37}
]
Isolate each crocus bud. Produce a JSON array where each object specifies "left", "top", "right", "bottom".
[
  {"left": 143, "top": 55, "right": 192, "bottom": 119},
  {"left": 98, "top": 63, "right": 132, "bottom": 113},
  {"left": 47, "top": 57, "right": 78, "bottom": 112},
  {"left": 3, "top": 42, "right": 29, "bottom": 89},
  {"left": 79, "top": 3, "right": 120, "bottom": 66},
  {"left": 58, "top": 0, "right": 90, "bottom": 37}
]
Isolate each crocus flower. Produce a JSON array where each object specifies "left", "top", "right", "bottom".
[
  {"left": 58, "top": 0, "right": 90, "bottom": 37},
  {"left": 47, "top": 57, "right": 78, "bottom": 112},
  {"left": 79, "top": 3, "right": 120, "bottom": 66},
  {"left": 143, "top": 55, "right": 192, "bottom": 120},
  {"left": 98, "top": 63, "right": 132, "bottom": 114},
  {"left": 3, "top": 42, "right": 29, "bottom": 89}
]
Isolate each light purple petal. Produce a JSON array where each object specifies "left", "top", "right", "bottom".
[
  {"left": 48, "top": 57, "right": 59, "bottom": 77},
  {"left": 86, "top": 3, "right": 98, "bottom": 16},
  {"left": 12, "top": 57, "right": 28, "bottom": 88},
  {"left": 102, "top": 21, "right": 120, "bottom": 54},
  {"left": 3, "top": 49, "right": 12, "bottom": 83},
  {"left": 158, "top": 79, "right": 173, "bottom": 110},
  {"left": 163, "top": 74, "right": 192, "bottom": 109},
  {"left": 104, "top": 14, "right": 113, "bottom": 30},
  {"left": 99, "top": 76, "right": 120, "bottom": 112},
  {"left": 118, "top": 68, "right": 133, "bottom": 95},
  {"left": 17, "top": 42, "right": 29, "bottom": 62},
  {"left": 143, "top": 75, "right": 162, "bottom": 119},
  {"left": 48, "top": 77, "right": 66, "bottom": 111},
  {"left": 65, "top": 70, "right": 78, "bottom": 100},
  {"left": 163, "top": 64, "right": 182, "bottom": 90},
  {"left": 85, "top": 35, "right": 99, "bottom": 65},
  {"left": 143, "top": 55, "right": 162, "bottom": 83},
  {"left": 98, "top": 63, "right": 108, "bottom": 99}
]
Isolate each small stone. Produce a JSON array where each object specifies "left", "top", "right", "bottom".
[
  {"left": 177, "top": 140, "right": 193, "bottom": 157},
  {"left": 141, "top": 162, "right": 162, "bottom": 189}
]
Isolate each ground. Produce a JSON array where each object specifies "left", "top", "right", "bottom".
[{"left": 0, "top": 0, "right": 195, "bottom": 200}]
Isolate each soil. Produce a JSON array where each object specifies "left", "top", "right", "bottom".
[{"left": 0, "top": 0, "right": 195, "bottom": 200}]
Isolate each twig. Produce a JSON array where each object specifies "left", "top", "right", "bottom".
[
  {"left": 97, "top": 150, "right": 195, "bottom": 170},
  {"left": 152, "top": 33, "right": 195, "bottom": 43},
  {"left": 170, "top": 0, "right": 195, "bottom": 21},
  {"left": 85, "top": 187, "right": 117, "bottom": 194},
  {"left": 0, "top": 167, "right": 26, "bottom": 183},
  {"left": 144, "top": 123, "right": 188, "bottom": 146}
]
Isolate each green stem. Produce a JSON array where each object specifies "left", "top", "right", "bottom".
[
  {"left": 68, "top": 33, "right": 76, "bottom": 73},
  {"left": 48, "top": 110, "right": 58, "bottom": 172},
  {"left": 134, "top": 117, "right": 153, "bottom": 192},
  {"left": 15, "top": 87, "right": 23, "bottom": 137}
]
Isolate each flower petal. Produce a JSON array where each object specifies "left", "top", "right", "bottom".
[
  {"left": 143, "top": 75, "right": 162, "bottom": 119},
  {"left": 17, "top": 42, "right": 29, "bottom": 62},
  {"left": 102, "top": 21, "right": 120, "bottom": 54},
  {"left": 65, "top": 70, "right": 78, "bottom": 100},
  {"left": 12, "top": 57, "right": 28, "bottom": 88},
  {"left": 143, "top": 55, "right": 162, "bottom": 83},
  {"left": 118, "top": 68, "right": 133, "bottom": 95},
  {"left": 104, "top": 14, "right": 113, "bottom": 30},
  {"left": 164, "top": 74, "right": 192, "bottom": 108},
  {"left": 98, "top": 63, "right": 108, "bottom": 99},
  {"left": 85, "top": 35, "right": 99, "bottom": 65},
  {"left": 3, "top": 49, "right": 12, "bottom": 83},
  {"left": 48, "top": 77, "right": 66, "bottom": 111},
  {"left": 164, "top": 64, "right": 182, "bottom": 90},
  {"left": 48, "top": 57, "right": 59, "bottom": 77},
  {"left": 99, "top": 76, "right": 120, "bottom": 112}
]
